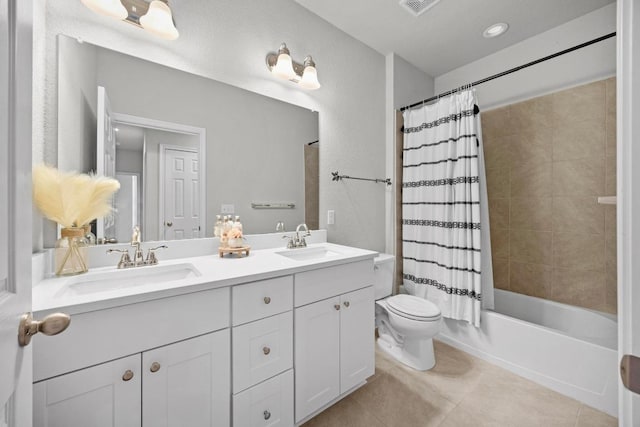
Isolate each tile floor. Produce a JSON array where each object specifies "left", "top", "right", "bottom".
[{"left": 303, "top": 340, "right": 618, "bottom": 427}]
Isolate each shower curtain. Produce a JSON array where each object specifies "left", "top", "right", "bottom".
[{"left": 402, "top": 89, "right": 493, "bottom": 327}]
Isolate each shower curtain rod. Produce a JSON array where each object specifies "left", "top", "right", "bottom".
[{"left": 399, "top": 32, "right": 616, "bottom": 112}]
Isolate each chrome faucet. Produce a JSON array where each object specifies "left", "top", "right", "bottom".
[
  {"left": 295, "top": 223, "right": 311, "bottom": 247},
  {"left": 283, "top": 223, "right": 311, "bottom": 249},
  {"left": 107, "top": 226, "right": 168, "bottom": 269},
  {"left": 131, "top": 226, "right": 144, "bottom": 266}
]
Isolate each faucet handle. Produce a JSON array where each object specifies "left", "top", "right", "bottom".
[
  {"left": 146, "top": 245, "right": 168, "bottom": 265},
  {"left": 282, "top": 235, "right": 295, "bottom": 249},
  {"left": 107, "top": 248, "right": 131, "bottom": 269}
]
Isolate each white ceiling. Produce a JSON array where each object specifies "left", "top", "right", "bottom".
[{"left": 294, "top": 0, "right": 615, "bottom": 77}]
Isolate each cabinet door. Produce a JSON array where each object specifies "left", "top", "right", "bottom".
[
  {"left": 33, "top": 354, "right": 141, "bottom": 427},
  {"left": 294, "top": 297, "right": 340, "bottom": 422},
  {"left": 340, "top": 286, "right": 375, "bottom": 393},
  {"left": 142, "top": 330, "right": 230, "bottom": 427}
]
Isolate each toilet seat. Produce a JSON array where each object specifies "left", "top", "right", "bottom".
[{"left": 386, "top": 294, "right": 441, "bottom": 321}]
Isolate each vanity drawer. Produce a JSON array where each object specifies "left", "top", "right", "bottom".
[
  {"left": 232, "top": 311, "right": 293, "bottom": 393},
  {"left": 294, "top": 260, "right": 374, "bottom": 307},
  {"left": 232, "top": 275, "right": 293, "bottom": 326},
  {"left": 233, "top": 369, "right": 293, "bottom": 427},
  {"left": 33, "top": 287, "right": 230, "bottom": 382}
]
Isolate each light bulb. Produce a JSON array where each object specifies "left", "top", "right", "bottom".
[
  {"left": 140, "top": 0, "right": 179, "bottom": 40},
  {"left": 271, "top": 44, "right": 297, "bottom": 80},
  {"left": 299, "top": 56, "right": 321, "bottom": 90},
  {"left": 81, "top": 0, "right": 128, "bottom": 20}
]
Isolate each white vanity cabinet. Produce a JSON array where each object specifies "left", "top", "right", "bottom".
[
  {"left": 34, "top": 331, "right": 230, "bottom": 427},
  {"left": 293, "top": 260, "right": 375, "bottom": 423},
  {"left": 32, "top": 287, "right": 231, "bottom": 427},
  {"left": 32, "top": 247, "right": 377, "bottom": 427}
]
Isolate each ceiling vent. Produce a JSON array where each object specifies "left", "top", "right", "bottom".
[{"left": 399, "top": 0, "right": 442, "bottom": 17}]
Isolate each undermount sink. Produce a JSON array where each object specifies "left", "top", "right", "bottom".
[
  {"left": 275, "top": 246, "right": 341, "bottom": 261},
  {"left": 58, "top": 263, "right": 202, "bottom": 296}
]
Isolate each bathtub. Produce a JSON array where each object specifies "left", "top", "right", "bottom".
[{"left": 423, "top": 288, "right": 618, "bottom": 416}]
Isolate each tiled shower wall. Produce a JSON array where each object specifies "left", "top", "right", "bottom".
[{"left": 481, "top": 77, "right": 617, "bottom": 314}]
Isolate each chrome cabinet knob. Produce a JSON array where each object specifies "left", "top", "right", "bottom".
[
  {"left": 18, "top": 312, "right": 71, "bottom": 347},
  {"left": 122, "top": 370, "right": 134, "bottom": 381},
  {"left": 264, "top": 410, "right": 271, "bottom": 420},
  {"left": 344, "top": 301, "right": 350, "bottom": 308},
  {"left": 263, "top": 346, "right": 271, "bottom": 355},
  {"left": 150, "top": 362, "right": 161, "bottom": 373},
  {"left": 334, "top": 304, "right": 341, "bottom": 311},
  {"left": 264, "top": 296, "right": 271, "bottom": 304}
]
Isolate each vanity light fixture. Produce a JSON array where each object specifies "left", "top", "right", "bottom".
[
  {"left": 139, "top": 0, "right": 179, "bottom": 40},
  {"left": 266, "top": 43, "right": 321, "bottom": 90},
  {"left": 81, "top": 0, "right": 128, "bottom": 20},
  {"left": 80, "top": 0, "right": 179, "bottom": 41}
]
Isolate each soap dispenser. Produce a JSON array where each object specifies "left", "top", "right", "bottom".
[{"left": 214, "top": 215, "right": 222, "bottom": 237}]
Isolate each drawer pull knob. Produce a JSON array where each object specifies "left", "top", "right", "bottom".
[
  {"left": 264, "top": 296, "right": 271, "bottom": 304},
  {"left": 150, "top": 362, "right": 161, "bottom": 373},
  {"left": 263, "top": 346, "right": 271, "bottom": 355},
  {"left": 334, "top": 304, "right": 341, "bottom": 311},
  {"left": 264, "top": 410, "right": 271, "bottom": 420},
  {"left": 344, "top": 301, "right": 350, "bottom": 308},
  {"left": 122, "top": 370, "right": 134, "bottom": 381}
]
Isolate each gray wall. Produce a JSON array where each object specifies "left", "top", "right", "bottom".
[
  {"left": 57, "top": 35, "right": 97, "bottom": 173},
  {"left": 384, "top": 53, "right": 435, "bottom": 253},
  {"left": 115, "top": 148, "right": 143, "bottom": 176},
  {"left": 392, "top": 54, "right": 435, "bottom": 110},
  {"left": 32, "top": 0, "right": 386, "bottom": 252}
]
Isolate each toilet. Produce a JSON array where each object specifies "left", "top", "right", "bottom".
[{"left": 374, "top": 254, "right": 442, "bottom": 371}]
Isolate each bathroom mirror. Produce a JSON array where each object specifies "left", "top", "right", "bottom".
[{"left": 56, "top": 35, "right": 319, "bottom": 243}]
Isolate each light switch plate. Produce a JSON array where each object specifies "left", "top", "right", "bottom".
[
  {"left": 221, "top": 204, "right": 235, "bottom": 214},
  {"left": 327, "top": 210, "right": 335, "bottom": 225}
]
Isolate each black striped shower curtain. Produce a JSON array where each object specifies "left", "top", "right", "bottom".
[{"left": 402, "top": 89, "right": 493, "bottom": 327}]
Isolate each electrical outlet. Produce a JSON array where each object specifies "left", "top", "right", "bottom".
[
  {"left": 327, "top": 210, "right": 335, "bottom": 225},
  {"left": 221, "top": 204, "right": 235, "bottom": 214}
]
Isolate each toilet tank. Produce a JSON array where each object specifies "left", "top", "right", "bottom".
[{"left": 374, "top": 253, "right": 395, "bottom": 300}]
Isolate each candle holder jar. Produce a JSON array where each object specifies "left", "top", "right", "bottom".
[
  {"left": 55, "top": 227, "right": 89, "bottom": 276},
  {"left": 83, "top": 224, "right": 96, "bottom": 245}
]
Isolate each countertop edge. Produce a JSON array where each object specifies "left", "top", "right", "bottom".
[{"left": 33, "top": 244, "right": 378, "bottom": 316}]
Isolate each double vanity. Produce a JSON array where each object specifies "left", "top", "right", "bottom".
[{"left": 31, "top": 234, "right": 377, "bottom": 426}]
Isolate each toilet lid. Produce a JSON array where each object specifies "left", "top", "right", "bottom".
[{"left": 386, "top": 294, "right": 441, "bottom": 320}]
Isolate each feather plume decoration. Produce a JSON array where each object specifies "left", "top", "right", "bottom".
[
  {"left": 33, "top": 164, "right": 120, "bottom": 228},
  {"left": 75, "top": 175, "right": 121, "bottom": 227}
]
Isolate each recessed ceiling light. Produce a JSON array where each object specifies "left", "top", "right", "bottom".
[{"left": 483, "top": 22, "right": 509, "bottom": 38}]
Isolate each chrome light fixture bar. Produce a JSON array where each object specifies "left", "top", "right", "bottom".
[
  {"left": 80, "top": 0, "right": 179, "bottom": 40},
  {"left": 266, "top": 43, "right": 321, "bottom": 90}
]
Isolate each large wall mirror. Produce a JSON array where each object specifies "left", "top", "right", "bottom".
[{"left": 56, "top": 35, "right": 319, "bottom": 243}]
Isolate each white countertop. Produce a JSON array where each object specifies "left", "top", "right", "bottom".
[{"left": 33, "top": 242, "right": 377, "bottom": 316}]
